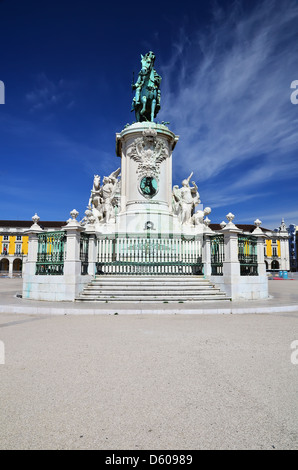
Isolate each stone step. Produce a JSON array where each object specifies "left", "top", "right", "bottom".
[
  {"left": 90, "top": 277, "right": 210, "bottom": 286},
  {"left": 76, "top": 275, "right": 230, "bottom": 302},
  {"left": 81, "top": 282, "right": 218, "bottom": 292},
  {"left": 93, "top": 275, "right": 207, "bottom": 281},
  {"left": 91, "top": 280, "right": 210, "bottom": 284},
  {"left": 92, "top": 276, "right": 208, "bottom": 279},
  {"left": 77, "top": 295, "right": 229, "bottom": 302},
  {"left": 79, "top": 289, "right": 225, "bottom": 297},
  {"left": 81, "top": 282, "right": 221, "bottom": 290}
]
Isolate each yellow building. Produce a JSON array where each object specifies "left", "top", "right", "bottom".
[
  {"left": 210, "top": 221, "right": 290, "bottom": 273},
  {"left": 0, "top": 220, "right": 66, "bottom": 277},
  {"left": 263, "top": 219, "right": 290, "bottom": 272},
  {"left": 264, "top": 238, "right": 281, "bottom": 270}
]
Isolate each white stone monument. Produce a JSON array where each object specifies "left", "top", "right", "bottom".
[{"left": 23, "top": 51, "right": 269, "bottom": 303}]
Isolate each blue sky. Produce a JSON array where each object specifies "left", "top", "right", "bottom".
[{"left": 0, "top": 0, "right": 297, "bottom": 229}]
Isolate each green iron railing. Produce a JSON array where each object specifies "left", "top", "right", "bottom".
[
  {"left": 96, "top": 236, "right": 203, "bottom": 276},
  {"left": 80, "top": 233, "right": 89, "bottom": 275},
  {"left": 36, "top": 231, "right": 66, "bottom": 275},
  {"left": 238, "top": 235, "right": 258, "bottom": 276},
  {"left": 210, "top": 235, "right": 224, "bottom": 275}
]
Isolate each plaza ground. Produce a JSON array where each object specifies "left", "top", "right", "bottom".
[{"left": 0, "top": 278, "right": 297, "bottom": 449}]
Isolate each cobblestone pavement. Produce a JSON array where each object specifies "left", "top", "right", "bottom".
[{"left": 0, "top": 278, "right": 297, "bottom": 450}]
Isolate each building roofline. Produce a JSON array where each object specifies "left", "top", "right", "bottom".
[
  {"left": 209, "top": 223, "right": 271, "bottom": 233},
  {"left": 0, "top": 220, "right": 67, "bottom": 228}
]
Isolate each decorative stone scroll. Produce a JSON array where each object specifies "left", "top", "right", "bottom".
[{"left": 126, "top": 128, "right": 169, "bottom": 181}]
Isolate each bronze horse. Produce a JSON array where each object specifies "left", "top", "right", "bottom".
[{"left": 131, "top": 51, "right": 161, "bottom": 122}]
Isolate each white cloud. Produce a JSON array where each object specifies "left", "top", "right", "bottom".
[
  {"left": 25, "top": 73, "right": 75, "bottom": 113},
  {"left": 159, "top": 0, "right": 298, "bottom": 191}
]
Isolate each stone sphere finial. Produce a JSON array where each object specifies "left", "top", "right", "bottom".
[
  {"left": 32, "top": 213, "right": 40, "bottom": 225},
  {"left": 226, "top": 212, "right": 235, "bottom": 223},
  {"left": 220, "top": 221, "right": 226, "bottom": 229},
  {"left": 254, "top": 218, "right": 262, "bottom": 228},
  {"left": 70, "top": 209, "right": 79, "bottom": 220}
]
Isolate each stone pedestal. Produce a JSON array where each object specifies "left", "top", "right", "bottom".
[{"left": 115, "top": 122, "right": 179, "bottom": 235}]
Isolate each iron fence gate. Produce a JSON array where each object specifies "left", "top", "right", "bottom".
[
  {"left": 238, "top": 235, "right": 258, "bottom": 276},
  {"left": 80, "top": 233, "right": 89, "bottom": 275},
  {"left": 96, "top": 236, "right": 203, "bottom": 275},
  {"left": 36, "top": 231, "right": 66, "bottom": 275},
  {"left": 210, "top": 235, "right": 224, "bottom": 275}
]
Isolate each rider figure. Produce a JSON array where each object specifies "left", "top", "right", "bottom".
[
  {"left": 131, "top": 72, "right": 145, "bottom": 109},
  {"left": 131, "top": 51, "right": 161, "bottom": 120},
  {"left": 131, "top": 52, "right": 157, "bottom": 105}
]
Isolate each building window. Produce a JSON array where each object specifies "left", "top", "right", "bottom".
[
  {"left": 3, "top": 235, "right": 8, "bottom": 241},
  {"left": 2, "top": 244, "right": 9, "bottom": 255},
  {"left": 16, "top": 235, "right": 22, "bottom": 241},
  {"left": 15, "top": 244, "right": 22, "bottom": 255},
  {"left": 272, "top": 247, "right": 277, "bottom": 257}
]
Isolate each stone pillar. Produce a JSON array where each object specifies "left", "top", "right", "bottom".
[
  {"left": 24, "top": 214, "right": 43, "bottom": 274},
  {"left": 280, "top": 239, "right": 290, "bottom": 271},
  {"left": 8, "top": 259, "right": 13, "bottom": 278},
  {"left": 203, "top": 236, "right": 212, "bottom": 276},
  {"left": 84, "top": 218, "right": 97, "bottom": 276},
  {"left": 250, "top": 219, "right": 269, "bottom": 298},
  {"left": 208, "top": 213, "right": 242, "bottom": 299},
  {"left": 202, "top": 224, "right": 214, "bottom": 277},
  {"left": 256, "top": 237, "right": 267, "bottom": 276},
  {"left": 221, "top": 213, "right": 242, "bottom": 284},
  {"left": 252, "top": 219, "right": 267, "bottom": 276},
  {"left": 278, "top": 219, "right": 290, "bottom": 271},
  {"left": 63, "top": 210, "right": 85, "bottom": 299},
  {"left": 22, "top": 214, "right": 43, "bottom": 298}
]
